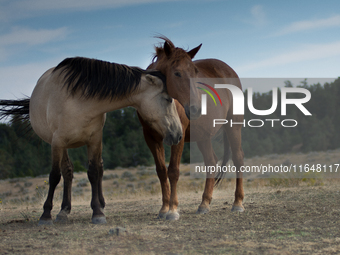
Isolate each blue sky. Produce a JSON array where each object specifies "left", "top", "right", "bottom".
[{"left": 1, "top": 0, "right": 340, "bottom": 100}]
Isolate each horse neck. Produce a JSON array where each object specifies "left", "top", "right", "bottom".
[
  {"left": 91, "top": 96, "right": 136, "bottom": 115},
  {"left": 88, "top": 87, "right": 146, "bottom": 117}
]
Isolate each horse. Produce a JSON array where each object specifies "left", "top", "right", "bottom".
[
  {"left": 0, "top": 57, "right": 183, "bottom": 225},
  {"left": 137, "top": 36, "right": 244, "bottom": 220}
]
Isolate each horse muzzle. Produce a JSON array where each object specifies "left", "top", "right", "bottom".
[
  {"left": 164, "top": 131, "right": 183, "bottom": 146},
  {"left": 184, "top": 104, "right": 201, "bottom": 120}
]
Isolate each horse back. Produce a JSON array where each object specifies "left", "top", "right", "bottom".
[{"left": 194, "top": 58, "right": 242, "bottom": 89}]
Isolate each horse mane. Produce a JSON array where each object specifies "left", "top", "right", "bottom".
[
  {"left": 153, "top": 35, "right": 175, "bottom": 57},
  {"left": 152, "top": 35, "right": 189, "bottom": 65},
  {"left": 53, "top": 57, "right": 145, "bottom": 100}
]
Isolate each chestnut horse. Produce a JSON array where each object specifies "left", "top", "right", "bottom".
[
  {"left": 0, "top": 57, "right": 183, "bottom": 224},
  {"left": 138, "top": 37, "right": 244, "bottom": 220}
]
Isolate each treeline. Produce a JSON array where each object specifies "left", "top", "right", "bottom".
[
  {"left": 0, "top": 108, "right": 165, "bottom": 179},
  {"left": 0, "top": 78, "right": 339, "bottom": 179},
  {"left": 242, "top": 78, "right": 340, "bottom": 157}
]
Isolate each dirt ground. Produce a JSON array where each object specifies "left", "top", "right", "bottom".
[{"left": 0, "top": 150, "right": 340, "bottom": 254}]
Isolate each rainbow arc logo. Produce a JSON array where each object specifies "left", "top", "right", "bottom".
[{"left": 197, "top": 82, "right": 222, "bottom": 115}]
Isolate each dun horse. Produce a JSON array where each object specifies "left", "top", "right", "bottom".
[
  {"left": 0, "top": 57, "right": 183, "bottom": 224},
  {"left": 138, "top": 36, "right": 244, "bottom": 220}
]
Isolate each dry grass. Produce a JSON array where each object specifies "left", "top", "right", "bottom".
[{"left": 1, "top": 149, "right": 340, "bottom": 254}]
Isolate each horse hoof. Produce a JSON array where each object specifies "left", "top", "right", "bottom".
[
  {"left": 54, "top": 214, "right": 68, "bottom": 223},
  {"left": 157, "top": 212, "right": 168, "bottom": 219},
  {"left": 55, "top": 210, "right": 69, "bottom": 223},
  {"left": 92, "top": 216, "right": 107, "bottom": 224},
  {"left": 231, "top": 205, "right": 245, "bottom": 212},
  {"left": 38, "top": 219, "right": 53, "bottom": 226},
  {"left": 166, "top": 212, "right": 180, "bottom": 221},
  {"left": 196, "top": 207, "right": 209, "bottom": 214}
]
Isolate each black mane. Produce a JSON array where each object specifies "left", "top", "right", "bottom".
[{"left": 53, "top": 57, "right": 147, "bottom": 100}]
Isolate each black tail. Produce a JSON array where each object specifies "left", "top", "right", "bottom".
[
  {"left": 0, "top": 98, "right": 32, "bottom": 136},
  {"left": 0, "top": 98, "right": 30, "bottom": 121},
  {"left": 214, "top": 130, "right": 230, "bottom": 186}
]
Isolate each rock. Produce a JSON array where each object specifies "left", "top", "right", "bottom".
[{"left": 109, "top": 227, "right": 127, "bottom": 236}]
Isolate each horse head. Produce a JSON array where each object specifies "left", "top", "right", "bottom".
[{"left": 149, "top": 36, "right": 202, "bottom": 120}]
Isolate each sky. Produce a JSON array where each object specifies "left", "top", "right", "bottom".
[{"left": 0, "top": 0, "right": 340, "bottom": 101}]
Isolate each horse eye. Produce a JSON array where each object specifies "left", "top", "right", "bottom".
[
  {"left": 165, "top": 97, "right": 173, "bottom": 103},
  {"left": 174, "top": 71, "right": 181, "bottom": 77}
]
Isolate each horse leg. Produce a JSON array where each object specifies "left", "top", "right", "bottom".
[
  {"left": 166, "top": 137, "right": 185, "bottom": 220},
  {"left": 97, "top": 158, "right": 105, "bottom": 209},
  {"left": 55, "top": 149, "right": 73, "bottom": 222},
  {"left": 196, "top": 139, "right": 217, "bottom": 214},
  {"left": 225, "top": 124, "right": 245, "bottom": 212},
  {"left": 142, "top": 127, "right": 170, "bottom": 219},
  {"left": 39, "top": 145, "right": 63, "bottom": 225},
  {"left": 87, "top": 136, "right": 106, "bottom": 224}
]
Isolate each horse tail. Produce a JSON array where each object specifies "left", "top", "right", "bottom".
[
  {"left": 214, "top": 130, "right": 230, "bottom": 186},
  {"left": 0, "top": 98, "right": 31, "bottom": 131}
]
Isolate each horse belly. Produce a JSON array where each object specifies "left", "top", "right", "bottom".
[
  {"left": 44, "top": 101, "right": 104, "bottom": 148},
  {"left": 54, "top": 119, "right": 104, "bottom": 148}
]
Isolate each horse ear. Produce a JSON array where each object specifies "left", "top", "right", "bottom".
[
  {"left": 164, "top": 41, "right": 172, "bottom": 58},
  {"left": 145, "top": 74, "right": 162, "bottom": 87},
  {"left": 187, "top": 44, "right": 202, "bottom": 59}
]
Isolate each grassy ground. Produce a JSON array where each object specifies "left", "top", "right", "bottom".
[{"left": 0, "top": 149, "right": 340, "bottom": 254}]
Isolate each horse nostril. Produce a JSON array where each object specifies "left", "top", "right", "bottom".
[
  {"left": 190, "top": 105, "right": 198, "bottom": 115},
  {"left": 178, "top": 135, "right": 182, "bottom": 142}
]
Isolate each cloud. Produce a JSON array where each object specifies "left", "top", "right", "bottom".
[
  {"left": 0, "top": 59, "right": 60, "bottom": 123},
  {"left": 12, "top": 0, "right": 146, "bottom": 11},
  {"left": 237, "top": 41, "right": 340, "bottom": 73},
  {"left": 0, "top": 27, "right": 68, "bottom": 46},
  {"left": 0, "top": 59, "right": 63, "bottom": 100},
  {"left": 240, "top": 5, "right": 266, "bottom": 27},
  {"left": 250, "top": 5, "right": 266, "bottom": 26},
  {"left": 1, "top": 0, "right": 180, "bottom": 20},
  {"left": 0, "top": 27, "right": 68, "bottom": 62},
  {"left": 275, "top": 15, "right": 340, "bottom": 36}
]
